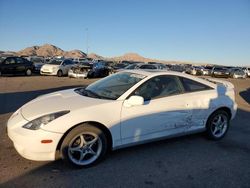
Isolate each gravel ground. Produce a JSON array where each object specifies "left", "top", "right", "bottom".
[{"left": 0, "top": 75, "right": 249, "bottom": 188}]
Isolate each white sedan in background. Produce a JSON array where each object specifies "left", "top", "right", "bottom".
[
  {"left": 40, "top": 59, "right": 76, "bottom": 77},
  {"left": 7, "top": 70, "right": 237, "bottom": 167}
]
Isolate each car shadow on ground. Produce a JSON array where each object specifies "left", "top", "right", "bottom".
[
  {"left": 239, "top": 87, "right": 250, "bottom": 104},
  {"left": 1, "top": 107, "right": 250, "bottom": 187},
  {"left": 0, "top": 85, "right": 85, "bottom": 115}
]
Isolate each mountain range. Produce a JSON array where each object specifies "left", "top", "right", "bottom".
[{"left": 0, "top": 44, "right": 195, "bottom": 64}]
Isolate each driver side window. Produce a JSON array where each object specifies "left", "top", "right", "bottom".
[{"left": 131, "top": 75, "right": 183, "bottom": 101}]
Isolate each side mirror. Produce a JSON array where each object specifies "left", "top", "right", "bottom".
[{"left": 124, "top": 95, "right": 144, "bottom": 107}]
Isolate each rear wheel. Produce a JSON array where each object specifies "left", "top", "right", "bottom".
[
  {"left": 61, "top": 124, "right": 108, "bottom": 167},
  {"left": 206, "top": 110, "right": 230, "bottom": 140},
  {"left": 26, "top": 69, "right": 32, "bottom": 76},
  {"left": 57, "top": 70, "right": 63, "bottom": 77}
]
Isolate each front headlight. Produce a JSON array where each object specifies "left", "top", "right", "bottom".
[{"left": 22, "top": 110, "right": 70, "bottom": 130}]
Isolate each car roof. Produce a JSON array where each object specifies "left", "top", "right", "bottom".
[
  {"left": 121, "top": 69, "right": 217, "bottom": 87},
  {"left": 122, "top": 69, "right": 183, "bottom": 76}
]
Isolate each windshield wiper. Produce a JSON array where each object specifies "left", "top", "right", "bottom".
[{"left": 75, "top": 88, "right": 114, "bottom": 100}]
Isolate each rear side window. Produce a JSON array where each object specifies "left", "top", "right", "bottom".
[
  {"left": 179, "top": 77, "right": 212, "bottom": 92},
  {"left": 4, "top": 58, "right": 15, "bottom": 65}
]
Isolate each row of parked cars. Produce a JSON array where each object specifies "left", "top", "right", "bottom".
[
  {"left": 0, "top": 55, "right": 249, "bottom": 79},
  {"left": 185, "top": 65, "right": 250, "bottom": 78}
]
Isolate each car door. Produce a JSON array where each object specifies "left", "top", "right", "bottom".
[
  {"left": 120, "top": 75, "right": 192, "bottom": 145},
  {"left": 15, "top": 57, "right": 26, "bottom": 73}
]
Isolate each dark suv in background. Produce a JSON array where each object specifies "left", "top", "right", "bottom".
[{"left": 0, "top": 56, "right": 34, "bottom": 76}]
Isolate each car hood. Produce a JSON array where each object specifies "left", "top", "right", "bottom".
[
  {"left": 41, "top": 64, "right": 60, "bottom": 69},
  {"left": 20, "top": 88, "right": 112, "bottom": 121}
]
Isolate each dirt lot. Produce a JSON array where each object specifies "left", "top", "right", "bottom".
[{"left": 0, "top": 75, "right": 250, "bottom": 188}]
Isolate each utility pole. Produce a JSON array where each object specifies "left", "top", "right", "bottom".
[{"left": 85, "top": 28, "right": 89, "bottom": 56}]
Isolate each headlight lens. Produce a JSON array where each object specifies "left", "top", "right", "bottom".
[{"left": 22, "top": 110, "right": 70, "bottom": 130}]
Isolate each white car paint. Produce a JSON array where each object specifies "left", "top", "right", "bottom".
[
  {"left": 7, "top": 70, "right": 237, "bottom": 161},
  {"left": 40, "top": 59, "right": 75, "bottom": 76}
]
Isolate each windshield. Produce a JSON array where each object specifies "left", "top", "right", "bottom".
[
  {"left": 214, "top": 67, "right": 227, "bottom": 71},
  {"left": 80, "top": 72, "right": 146, "bottom": 100},
  {"left": 48, "top": 59, "right": 62, "bottom": 65}
]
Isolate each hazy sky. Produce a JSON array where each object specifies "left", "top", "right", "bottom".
[{"left": 0, "top": 0, "right": 249, "bottom": 66}]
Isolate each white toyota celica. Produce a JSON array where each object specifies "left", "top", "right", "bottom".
[{"left": 7, "top": 70, "right": 237, "bottom": 167}]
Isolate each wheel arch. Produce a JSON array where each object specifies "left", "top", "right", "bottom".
[
  {"left": 57, "top": 69, "right": 62, "bottom": 73},
  {"left": 56, "top": 121, "right": 113, "bottom": 154},
  {"left": 207, "top": 106, "right": 232, "bottom": 125}
]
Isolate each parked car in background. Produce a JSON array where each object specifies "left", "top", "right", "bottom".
[
  {"left": 170, "top": 64, "right": 186, "bottom": 72},
  {"left": 229, "top": 68, "right": 246, "bottom": 79},
  {"left": 68, "top": 62, "right": 92, "bottom": 78},
  {"left": 40, "top": 59, "right": 76, "bottom": 77},
  {"left": 23, "top": 56, "right": 45, "bottom": 73},
  {"left": 242, "top": 67, "right": 250, "bottom": 77},
  {"left": 7, "top": 70, "right": 237, "bottom": 167},
  {"left": 112, "top": 63, "right": 129, "bottom": 70},
  {"left": 87, "top": 61, "right": 111, "bottom": 78},
  {"left": 113, "top": 63, "right": 144, "bottom": 73},
  {"left": 202, "top": 66, "right": 213, "bottom": 76},
  {"left": 247, "top": 68, "right": 250, "bottom": 77},
  {"left": 0, "top": 56, "right": 34, "bottom": 76},
  {"left": 211, "top": 67, "right": 230, "bottom": 78},
  {"left": 137, "top": 63, "right": 167, "bottom": 70},
  {"left": 185, "top": 66, "right": 203, "bottom": 75}
]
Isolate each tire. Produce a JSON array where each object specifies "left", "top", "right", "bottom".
[
  {"left": 57, "top": 70, "right": 63, "bottom": 77},
  {"left": 26, "top": 69, "right": 32, "bottom": 76},
  {"left": 206, "top": 110, "right": 230, "bottom": 140},
  {"left": 60, "top": 124, "right": 108, "bottom": 167}
]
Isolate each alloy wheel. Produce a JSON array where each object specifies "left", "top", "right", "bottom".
[
  {"left": 211, "top": 114, "right": 228, "bottom": 138},
  {"left": 67, "top": 132, "right": 102, "bottom": 166}
]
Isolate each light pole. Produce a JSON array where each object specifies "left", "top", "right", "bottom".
[{"left": 85, "top": 28, "right": 89, "bottom": 56}]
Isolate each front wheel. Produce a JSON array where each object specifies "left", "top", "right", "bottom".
[
  {"left": 206, "top": 110, "right": 230, "bottom": 140},
  {"left": 57, "top": 70, "right": 63, "bottom": 77},
  {"left": 60, "top": 124, "right": 108, "bottom": 167}
]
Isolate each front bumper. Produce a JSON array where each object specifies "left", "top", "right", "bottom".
[
  {"left": 40, "top": 69, "right": 57, "bottom": 76},
  {"left": 234, "top": 75, "right": 245, "bottom": 79},
  {"left": 7, "top": 110, "right": 63, "bottom": 161},
  {"left": 68, "top": 71, "right": 87, "bottom": 78}
]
